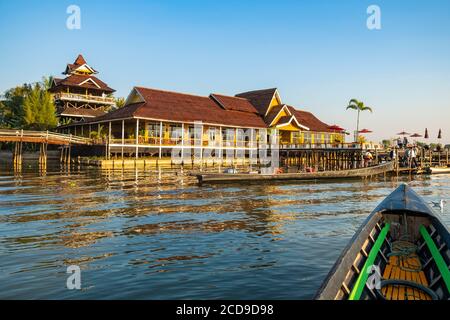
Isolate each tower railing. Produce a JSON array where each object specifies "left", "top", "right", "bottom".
[{"left": 54, "top": 92, "right": 115, "bottom": 105}]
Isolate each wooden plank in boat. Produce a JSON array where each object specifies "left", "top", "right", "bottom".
[
  {"left": 418, "top": 269, "right": 429, "bottom": 286},
  {"left": 399, "top": 266, "right": 406, "bottom": 300},
  {"left": 393, "top": 265, "right": 401, "bottom": 300},
  {"left": 382, "top": 262, "right": 393, "bottom": 296}
]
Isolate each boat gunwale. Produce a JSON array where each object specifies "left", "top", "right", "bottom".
[{"left": 195, "top": 161, "right": 394, "bottom": 184}]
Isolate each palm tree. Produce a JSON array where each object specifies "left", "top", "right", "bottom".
[
  {"left": 41, "top": 76, "right": 54, "bottom": 90},
  {"left": 114, "top": 97, "right": 126, "bottom": 109},
  {"left": 346, "top": 99, "right": 373, "bottom": 142}
]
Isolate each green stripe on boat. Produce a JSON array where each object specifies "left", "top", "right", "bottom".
[
  {"left": 419, "top": 225, "right": 450, "bottom": 294},
  {"left": 349, "top": 223, "right": 390, "bottom": 300}
]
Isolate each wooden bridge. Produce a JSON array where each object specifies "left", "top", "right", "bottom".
[
  {"left": 0, "top": 129, "right": 92, "bottom": 167},
  {"left": 0, "top": 129, "right": 92, "bottom": 145}
]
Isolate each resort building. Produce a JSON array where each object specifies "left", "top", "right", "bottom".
[
  {"left": 49, "top": 54, "right": 116, "bottom": 124},
  {"left": 58, "top": 86, "right": 347, "bottom": 159}
]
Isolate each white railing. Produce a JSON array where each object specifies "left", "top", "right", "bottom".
[
  {"left": 0, "top": 129, "right": 92, "bottom": 145},
  {"left": 54, "top": 92, "right": 115, "bottom": 105},
  {"left": 279, "top": 142, "right": 363, "bottom": 150}
]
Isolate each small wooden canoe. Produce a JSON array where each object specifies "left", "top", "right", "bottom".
[
  {"left": 429, "top": 167, "right": 450, "bottom": 175},
  {"left": 194, "top": 161, "right": 394, "bottom": 184},
  {"left": 315, "top": 184, "right": 450, "bottom": 300}
]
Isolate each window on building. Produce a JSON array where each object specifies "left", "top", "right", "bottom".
[
  {"left": 304, "top": 132, "right": 312, "bottom": 143},
  {"left": 147, "top": 123, "right": 161, "bottom": 138}
]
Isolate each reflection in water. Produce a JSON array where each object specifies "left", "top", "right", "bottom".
[{"left": 0, "top": 163, "right": 449, "bottom": 299}]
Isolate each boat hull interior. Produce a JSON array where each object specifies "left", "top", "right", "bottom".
[{"left": 316, "top": 186, "right": 450, "bottom": 301}]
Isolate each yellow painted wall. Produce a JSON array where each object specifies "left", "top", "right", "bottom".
[
  {"left": 144, "top": 121, "right": 149, "bottom": 140},
  {"left": 266, "top": 94, "right": 281, "bottom": 115},
  {"left": 277, "top": 123, "right": 300, "bottom": 131},
  {"left": 74, "top": 65, "right": 93, "bottom": 75},
  {"left": 271, "top": 109, "right": 288, "bottom": 125},
  {"left": 203, "top": 126, "right": 209, "bottom": 142},
  {"left": 164, "top": 124, "right": 169, "bottom": 139},
  {"left": 280, "top": 131, "right": 291, "bottom": 144},
  {"left": 270, "top": 96, "right": 279, "bottom": 108}
]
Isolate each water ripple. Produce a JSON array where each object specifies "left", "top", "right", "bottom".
[{"left": 0, "top": 165, "right": 449, "bottom": 299}]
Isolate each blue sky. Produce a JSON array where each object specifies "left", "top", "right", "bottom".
[{"left": 1, "top": 0, "right": 449, "bottom": 143}]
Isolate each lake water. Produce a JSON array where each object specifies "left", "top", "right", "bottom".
[{"left": 0, "top": 164, "right": 449, "bottom": 299}]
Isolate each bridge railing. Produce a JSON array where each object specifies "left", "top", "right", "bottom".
[{"left": 0, "top": 129, "right": 92, "bottom": 145}]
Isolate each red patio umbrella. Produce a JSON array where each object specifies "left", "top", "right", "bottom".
[
  {"left": 410, "top": 133, "right": 422, "bottom": 138},
  {"left": 397, "top": 131, "right": 410, "bottom": 136},
  {"left": 424, "top": 128, "right": 429, "bottom": 139},
  {"left": 358, "top": 128, "right": 373, "bottom": 133},
  {"left": 438, "top": 129, "right": 442, "bottom": 139},
  {"left": 328, "top": 125, "right": 345, "bottom": 132}
]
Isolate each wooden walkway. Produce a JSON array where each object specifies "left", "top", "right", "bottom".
[
  {"left": 0, "top": 129, "right": 91, "bottom": 145},
  {"left": 0, "top": 129, "right": 92, "bottom": 167}
]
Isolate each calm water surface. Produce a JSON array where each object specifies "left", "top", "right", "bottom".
[{"left": 0, "top": 163, "right": 449, "bottom": 299}]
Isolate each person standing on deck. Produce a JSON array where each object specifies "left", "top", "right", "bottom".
[
  {"left": 404, "top": 147, "right": 411, "bottom": 167},
  {"left": 410, "top": 147, "right": 418, "bottom": 168},
  {"left": 389, "top": 148, "right": 397, "bottom": 161},
  {"left": 364, "top": 151, "right": 373, "bottom": 167}
]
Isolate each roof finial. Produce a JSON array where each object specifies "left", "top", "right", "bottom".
[{"left": 74, "top": 54, "right": 87, "bottom": 66}]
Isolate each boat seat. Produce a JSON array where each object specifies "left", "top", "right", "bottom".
[
  {"left": 382, "top": 252, "right": 431, "bottom": 300},
  {"left": 380, "top": 224, "right": 450, "bottom": 300}
]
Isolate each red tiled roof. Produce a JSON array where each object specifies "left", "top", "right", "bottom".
[
  {"left": 235, "top": 88, "right": 277, "bottom": 115},
  {"left": 81, "top": 103, "right": 144, "bottom": 124},
  {"left": 60, "top": 86, "right": 338, "bottom": 133},
  {"left": 287, "top": 106, "right": 335, "bottom": 132},
  {"left": 85, "top": 87, "right": 267, "bottom": 128},
  {"left": 74, "top": 54, "right": 87, "bottom": 66},
  {"left": 275, "top": 116, "right": 293, "bottom": 126},
  {"left": 50, "top": 74, "right": 115, "bottom": 93},
  {"left": 64, "top": 54, "right": 98, "bottom": 75},
  {"left": 53, "top": 78, "right": 63, "bottom": 86},
  {"left": 209, "top": 94, "right": 259, "bottom": 114}
]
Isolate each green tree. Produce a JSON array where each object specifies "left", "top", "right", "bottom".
[
  {"left": 115, "top": 97, "right": 126, "bottom": 109},
  {"left": 89, "top": 125, "right": 106, "bottom": 140},
  {"left": 0, "top": 84, "right": 32, "bottom": 128},
  {"left": 416, "top": 141, "right": 426, "bottom": 148},
  {"left": 22, "top": 83, "right": 57, "bottom": 130},
  {"left": 1, "top": 78, "right": 57, "bottom": 130},
  {"left": 381, "top": 139, "right": 392, "bottom": 149},
  {"left": 41, "top": 76, "right": 54, "bottom": 90},
  {"left": 346, "top": 99, "right": 373, "bottom": 142}
]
